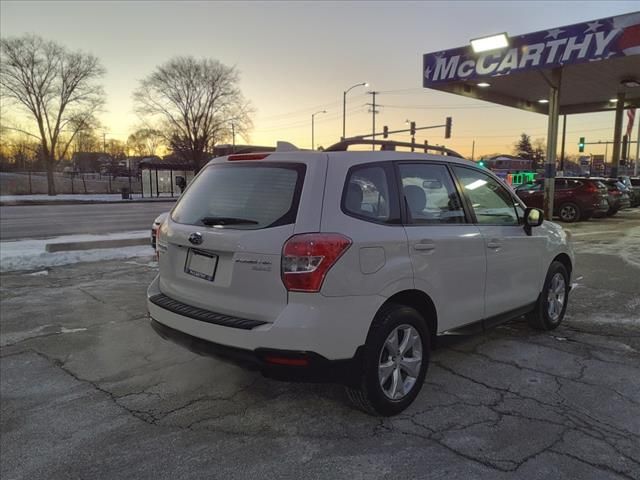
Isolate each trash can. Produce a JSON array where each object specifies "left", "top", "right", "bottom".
[{"left": 121, "top": 187, "right": 130, "bottom": 200}]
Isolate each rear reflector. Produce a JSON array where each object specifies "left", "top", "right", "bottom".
[
  {"left": 264, "top": 355, "right": 309, "bottom": 367},
  {"left": 228, "top": 154, "right": 270, "bottom": 161},
  {"left": 281, "top": 233, "right": 352, "bottom": 293}
]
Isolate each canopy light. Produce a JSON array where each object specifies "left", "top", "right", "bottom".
[
  {"left": 470, "top": 33, "right": 509, "bottom": 53},
  {"left": 538, "top": 99, "right": 549, "bottom": 104},
  {"left": 477, "top": 82, "right": 491, "bottom": 88},
  {"left": 621, "top": 79, "right": 640, "bottom": 88},
  {"left": 609, "top": 98, "right": 619, "bottom": 103}
]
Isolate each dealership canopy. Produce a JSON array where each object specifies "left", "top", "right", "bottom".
[
  {"left": 422, "top": 11, "right": 640, "bottom": 220},
  {"left": 422, "top": 12, "right": 640, "bottom": 114}
]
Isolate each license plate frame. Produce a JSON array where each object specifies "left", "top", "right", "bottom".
[{"left": 184, "top": 248, "right": 218, "bottom": 282}]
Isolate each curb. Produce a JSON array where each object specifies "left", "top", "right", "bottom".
[{"left": 46, "top": 237, "right": 150, "bottom": 253}]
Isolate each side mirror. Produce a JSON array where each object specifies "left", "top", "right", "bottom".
[{"left": 524, "top": 207, "right": 543, "bottom": 236}]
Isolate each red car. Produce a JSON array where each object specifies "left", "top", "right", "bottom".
[{"left": 515, "top": 177, "right": 609, "bottom": 222}]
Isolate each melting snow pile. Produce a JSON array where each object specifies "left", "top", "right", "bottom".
[{"left": 0, "top": 231, "right": 153, "bottom": 272}]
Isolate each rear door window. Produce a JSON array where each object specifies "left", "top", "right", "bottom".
[
  {"left": 171, "top": 163, "right": 305, "bottom": 229},
  {"left": 342, "top": 164, "right": 399, "bottom": 223}
]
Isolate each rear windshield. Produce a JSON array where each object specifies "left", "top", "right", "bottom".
[{"left": 171, "top": 163, "right": 305, "bottom": 229}]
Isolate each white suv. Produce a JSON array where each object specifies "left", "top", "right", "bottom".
[{"left": 148, "top": 141, "right": 574, "bottom": 416}]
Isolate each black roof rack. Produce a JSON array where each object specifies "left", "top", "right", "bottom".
[{"left": 325, "top": 138, "right": 463, "bottom": 158}]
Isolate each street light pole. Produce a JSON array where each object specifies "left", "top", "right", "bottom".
[
  {"left": 342, "top": 82, "right": 368, "bottom": 140},
  {"left": 312, "top": 110, "right": 327, "bottom": 150}
]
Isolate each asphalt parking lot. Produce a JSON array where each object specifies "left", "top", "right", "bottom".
[{"left": 1, "top": 210, "right": 639, "bottom": 479}]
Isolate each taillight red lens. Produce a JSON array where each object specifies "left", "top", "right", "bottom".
[
  {"left": 228, "top": 154, "right": 270, "bottom": 161},
  {"left": 281, "top": 233, "right": 352, "bottom": 292}
]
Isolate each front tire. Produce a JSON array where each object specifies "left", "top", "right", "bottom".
[
  {"left": 346, "top": 304, "right": 430, "bottom": 416},
  {"left": 526, "top": 261, "right": 569, "bottom": 330},
  {"left": 558, "top": 203, "right": 580, "bottom": 223}
]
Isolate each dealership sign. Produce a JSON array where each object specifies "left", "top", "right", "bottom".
[{"left": 423, "top": 12, "right": 640, "bottom": 85}]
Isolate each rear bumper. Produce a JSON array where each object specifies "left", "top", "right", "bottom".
[
  {"left": 150, "top": 317, "right": 363, "bottom": 385},
  {"left": 147, "top": 275, "right": 381, "bottom": 361}
]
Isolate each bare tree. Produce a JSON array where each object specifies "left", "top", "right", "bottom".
[
  {"left": 133, "top": 56, "right": 252, "bottom": 169},
  {"left": 127, "top": 128, "right": 165, "bottom": 156},
  {"left": 0, "top": 35, "right": 105, "bottom": 195}
]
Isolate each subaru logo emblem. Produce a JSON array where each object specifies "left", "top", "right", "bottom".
[{"left": 188, "top": 232, "right": 203, "bottom": 245}]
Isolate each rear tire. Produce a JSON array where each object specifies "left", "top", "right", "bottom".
[
  {"left": 558, "top": 203, "right": 580, "bottom": 223},
  {"left": 346, "top": 303, "right": 430, "bottom": 416},
  {"left": 526, "top": 261, "right": 569, "bottom": 331}
]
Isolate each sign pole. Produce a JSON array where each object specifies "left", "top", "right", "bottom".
[{"left": 543, "top": 68, "right": 561, "bottom": 221}]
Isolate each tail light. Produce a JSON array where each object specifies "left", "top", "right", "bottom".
[
  {"left": 155, "top": 227, "right": 161, "bottom": 260},
  {"left": 281, "top": 233, "right": 352, "bottom": 292},
  {"left": 584, "top": 182, "right": 599, "bottom": 193}
]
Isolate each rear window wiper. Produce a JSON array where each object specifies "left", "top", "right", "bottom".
[{"left": 200, "top": 216, "right": 259, "bottom": 226}]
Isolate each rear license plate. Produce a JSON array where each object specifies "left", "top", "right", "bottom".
[{"left": 185, "top": 249, "right": 218, "bottom": 281}]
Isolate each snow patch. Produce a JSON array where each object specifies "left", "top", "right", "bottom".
[
  {"left": 60, "top": 327, "right": 88, "bottom": 334},
  {"left": 1, "top": 231, "right": 153, "bottom": 272},
  {"left": 27, "top": 270, "right": 49, "bottom": 276}
]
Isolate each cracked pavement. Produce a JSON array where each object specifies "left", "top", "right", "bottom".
[{"left": 1, "top": 210, "right": 639, "bottom": 479}]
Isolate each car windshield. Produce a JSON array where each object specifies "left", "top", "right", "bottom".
[{"left": 171, "top": 163, "right": 305, "bottom": 229}]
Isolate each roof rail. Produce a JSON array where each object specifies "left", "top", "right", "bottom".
[{"left": 325, "top": 138, "right": 463, "bottom": 157}]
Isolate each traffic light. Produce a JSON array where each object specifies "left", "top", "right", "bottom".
[
  {"left": 445, "top": 117, "right": 452, "bottom": 139},
  {"left": 578, "top": 137, "right": 585, "bottom": 153},
  {"left": 478, "top": 160, "right": 485, "bottom": 168},
  {"left": 383, "top": 126, "right": 389, "bottom": 138},
  {"left": 410, "top": 122, "right": 416, "bottom": 136}
]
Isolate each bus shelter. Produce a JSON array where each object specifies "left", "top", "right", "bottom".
[
  {"left": 139, "top": 157, "right": 196, "bottom": 198},
  {"left": 423, "top": 11, "right": 640, "bottom": 219}
]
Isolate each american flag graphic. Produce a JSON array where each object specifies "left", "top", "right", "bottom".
[{"left": 627, "top": 109, "right": 636, "bottom": 137}]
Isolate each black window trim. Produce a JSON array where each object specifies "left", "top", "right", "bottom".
[
  {"left": 340, "top": 161, "right": 403, "bottom": 226},
  {"left": 171, "top": 161, "right": 307, "bottom": 230},
  {"left": 394, "top": 160, "right": 473, "bottom": 226},
  {"left": 450, "top": 164, "right": 525, "bottom": 227}
]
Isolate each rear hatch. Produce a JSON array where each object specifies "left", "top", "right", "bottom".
[{"left": 157, "top": 156, "right": 320, "bottom": 323}]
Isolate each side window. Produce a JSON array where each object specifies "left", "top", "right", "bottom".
[
  {"left": 343, "top": 165, "right": 394, "bottom": 223},
  {"left": 398, "top": 164, "right": 466, "bottom": 224},
  {"left": 452, "top": 166, "right": 519, "bottom": 225}
]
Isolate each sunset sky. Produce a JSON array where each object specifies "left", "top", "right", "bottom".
[{"left": 1, "top": 0, "right": 638, "bottom": 158}]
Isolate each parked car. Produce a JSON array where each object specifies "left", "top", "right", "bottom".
[
  {"left": 618, "top": 176, "right": 640, "bottom": 207},
  {"left": 151, "top": 212, "right": 169, "bottom": 249},
  {"left": 515, "top": 177, "right": 609, "bottom": 222},
  {"left": 594, "top": 178, "right": 632, "bottom": 216},
  {"left": 148, "top": 142, "right": 574, "bottom": 416}
]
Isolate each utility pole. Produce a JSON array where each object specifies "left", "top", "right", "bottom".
[
  {"left": 311, "top": 110, "right": 326, "bottom": 150},
  {"left": 366, "top": 91, "right": 379, "bottom": 151},
  {"left": 103, "top": 132, "right": 106, "bottom": 153},
  {"left": 231, "top": 123, "right": 236, "bottom": 154},
  {"left": 471, "top": 140, "right": 475, "bottom": 161}
]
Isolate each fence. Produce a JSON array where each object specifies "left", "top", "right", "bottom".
[{"left": 0, "top": 171, "right": 143, "bottom": 196}]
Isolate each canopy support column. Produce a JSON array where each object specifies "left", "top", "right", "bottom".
[
  {"left": 611, "top": 92, "right": 625, "bottom": 178},
  {"left": 543, "top": 68, "right": 561, "bottom": 221}
]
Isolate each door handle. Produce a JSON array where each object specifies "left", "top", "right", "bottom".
[
  {"left": 413, "top": 242, "right": 436, "bottom": 251},
  {"left": 487, "top": 239, "right": 502, "bottom": 249}
]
